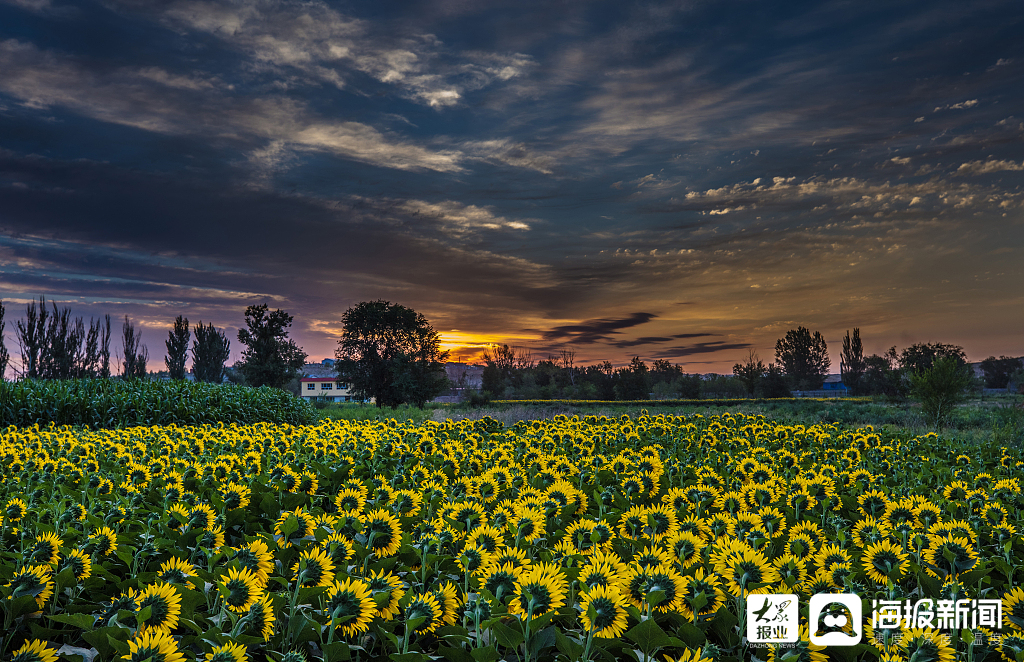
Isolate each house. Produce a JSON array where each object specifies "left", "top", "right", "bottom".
[
  {"left": 821, "top": 374, "right": 849, "bottom": 392},
  {"left": 298, "top": 376, "right": 368, "bottom": 403}
]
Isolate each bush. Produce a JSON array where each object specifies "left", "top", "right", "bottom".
[
  {"left": 909, "top": 356, "right": 975, "bottom": 429},
  {"left": 0, "top": 378, "right": 316, "bottom": 428}
]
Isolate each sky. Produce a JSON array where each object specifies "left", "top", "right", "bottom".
[{"left": 0, "top": 0, "right": 1022, "bottom": 374}]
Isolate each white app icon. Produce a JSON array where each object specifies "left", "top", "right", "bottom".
[
  {"left": 809, "top": 593, "right": 862, "bottom": 646},
  {"left": 747, "top": 593, "right": 799, "bottom": 643}
]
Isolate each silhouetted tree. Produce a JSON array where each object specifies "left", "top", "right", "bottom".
[
  {"left": 335, "top": 300, "right": 449, "bottom": 408},
  {"left": 614, "top": 357, "right": 650, "bottom": 400},
  {"left": 899, "top": 342, "right": 967, "bottom": 374},
  {"left": 0, "top": 300, "right": 8, "bottom": 380},
  {"left": 862, "top": 347, "right": 904, "bottom": 398},
  {"left": 16, "top": 297, "right": 48, "bottom": 379},
  {"left": 840, "top": 328, "right": 866, "bottom": 394},
  {"left": 775, "top": 326, "right": 830, "bottom": 390},
  {"left": 237, "top": 304, "right": 307, "bottom": 389},
  {"left": 733, "top": 350, "right": 767, "bottom": 396},
  {"left": 979, "top": 356, "right": 1024, "bottom": 390},
  {"left": 165, "top": 315, "right": 190, "bottom": 380},
  {"left": 193, "top": 322, "right": 231, "bottom": 383},
  {"left": 758, "top": 364, "right": 792, "bottom": 398},
  {"left": 121, "top": 316, "right": 148, "bottom": 379}
]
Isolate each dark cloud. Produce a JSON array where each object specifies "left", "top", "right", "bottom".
[
  {"left": 541, "top": 313, "right": 657, "bottom": 344},
  {"left": 649, "top": 342, "right": 754, "bottom": 359},
  {"left": 608, "top": 332, "right": 717, "bottom": 348}
]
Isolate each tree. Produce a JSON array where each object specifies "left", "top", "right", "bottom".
[
  {"left": 979, "top": 356, "right": 1024, "bottom": 390},
  {"left": 840, "top": 328, "right": 866, "bottom": 394},
  {"left": 237, "top": 304, "right": 307, "bottom": 389},
  {"left": 899, "top": 342, "right": 967, "bottom": 374},
  {"left": 335, "top": 300, "right": 449, "bottom": 408},
  {"left": 121, "top": 316, "right": 148, "bottom": 379},
  {"left": 165, "top": 316, "right": 190, "bottom": 380},
  {"left": 0, "top": 300, "right": 8, "bottom": 380},
  {"left": 193, "top": 322, "right": 231, "bottom": 383},
  {"left": 861, "top": 347, "right": 904, "bottom": 398},
  {"left": 733, "top": 350, "right": 767, "bottom": 396},
  {"left": 758, "top": 364, "right": 792, "bottom": 398},
  {"left": 910, "top": 356, "right": 975, "bottom": 429},
  {"left": 16, "top": 297, "right": 48, "bottom": 379},
  {"left": 775, "top": 326, "right": 830, "bottom": 390},
  {"left": 614, "top": 357, "right": 650, "bottom": 400}
]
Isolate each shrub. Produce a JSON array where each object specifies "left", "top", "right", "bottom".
[
  {"left": 909, "top": 356, "right": 975, "bottom": 429},
  {"left": 0, "top": 379, "right": 316, "bottom": 428}
]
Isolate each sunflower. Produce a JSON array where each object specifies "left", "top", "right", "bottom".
[
  {"left": 222, "top": 483, "right": 251, "bottom": 510},
  {"left": 852, "top": 517, "right": 891, "bottom": 548},
  {"left": 1003, "top": 586, "right": 1024, "bottom": 632},
  {"left": 897, "top": 628, "right": 955, "bottom": 662},
  {"left": 366, "top": 568, "right": 405, "bottom": 620},
  {"left": 771, "top": 554, "right": 808, "bottom": 592},
  {"left": 432, "top": 581, "right": 461, "bottom": 626},
  {"left": 220, "top": 567, "right": 264, "bottom": 613},
  {"left": 631, "top": 545, "right": 675, "bottom": 571},
  {"left": 579, "top": 584, "right": 629, "bottom": 638},
  {"left": 677, "top": 567, "right": 727, "bottom": 621},
  {"left": 240, "top": 592, "right": 276, "bottom": 642},
  {"left": 815, "top": 544, "right": 851, "bottom": 571},
  {"left": 579, "top": 559, "right": 624, "bottom": 593},
  {"left": 291, "top": 547, "right": 336, "bottom": 588},
  {"left": 923, "top": 535, "right": 978, "bottom": 579},
  {"left": 208, "top": 642, "right": 247, "bottom": 662},
  {"left": 862, "top": 539, "right": 910, "bottom": 585},
  {"left": 714, "top": 542, "right": 780, "bottom": 597},
  {"left": 445, "top": 501, "right": 488, "bottom": 532},
  {"left": 122, "top": 629, "right": 186, "bottom": 662},
  {"left": 322, "top": 533, "right": 355, "bottom": 567},
  {"left": 28, "top": 531, "right": 62, "bottom": 566},
  {"left": 197, "top": 526, "right": 225, "bottom": 552},
  {"left": 232, "top": 540, "right": 274, "bottom": 586},
  {"left": 457, "top": 544, "right": 492, "bottom": 575},
  {"left": 10, "top": 640, "right": 58, "bottom": 662},
  {"left": 5, "top": 497, "right": 28, "bottom": 522},
  {"left": 59, "top": 549, "right": 93, "bottom": 582},
  {"left": 465, "top": 525, "right": 505, "bottom": 553},
  {"left": 8, "top": 564, "right": 54, "bottom": 608},
  {"left": 477, "top": 562, "right": 522, "bottom": 603},
  {"left": 352, "top": 509, "right": 400, "bottom": 557},
  {"left": 297, "top": 471, "right": 318, "bottom": 495},
  {"left": 392, "top": 489, "right": 422, "bottom": 518},
  {"left": 404, "top": 593, "right": 444, "bottom": 634},
  {"left": 156, "top": 557, "right": 195, "bottom": 584},
  {"left": 92, "top": 526, "right": 118, "bottom": 557},
  {"left": 189, "top": 504, "right": 218, "bottom": 531},
  {"left": 510, "top": 507, "right": 546, "bottom": 544},
  {"left": 998, "top": 634, "right": 1024, "bottom": 662},
  {"left": 509, "top": 564, "right": 568, "bottom": 619},
  {"left": 335, "top": 488, "right": 366, "bottom": 513},
  {"left": 784, "top": 532, "right": 817, "bottom": 563},
  {"left": 666, "top": 531, "right": 705, "bottom": 570},
  {"left": 324, "top": 577, "right": 375, "bottom": 637},
  {"left": 136, "top": 583, "right": 182, "bottom": 634},
  {"left": 274, "top": 507, "right": 317, "bottom": 547}
]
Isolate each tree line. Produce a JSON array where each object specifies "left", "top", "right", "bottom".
[{"left": 0, "top": 298, "right": 309, "bottom": 389}]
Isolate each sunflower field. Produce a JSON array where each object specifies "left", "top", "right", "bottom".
[{"left": 1, "top": 412, "right": 1022, "bottom": 662}]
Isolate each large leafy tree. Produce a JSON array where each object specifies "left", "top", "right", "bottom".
[
  {"left": 335, "top": 300, "right": 450, "bottom": 408},
  {"left": 121, "top": 315, "right": 148, "bottom": 379},
  {"left": 193, "top": 322, "right": 231, "bottom": 383},
  {"left": 237, "top": 304, "right": 307, "bottom": 388},
  {"left": 910, "top": 356, "right": 976, "bottom": 428},
  {"left": 165, "top": 315, "right": 190, "bottom": 380},
  {"left": 775, "top": 326, "right": 831, "bottom": 390},
  {"left": 899, "top": 342, "right": 967, "bottom": 374},
  {"left": 980, "top": 356, "right": 1024, "bottom": 389}
]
